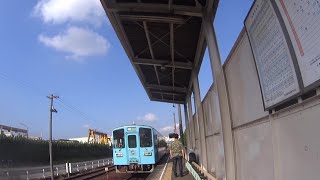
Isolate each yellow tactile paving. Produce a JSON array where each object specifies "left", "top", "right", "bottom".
[{"left": 162, "top": 160, "right": 173, "bottom": 180}]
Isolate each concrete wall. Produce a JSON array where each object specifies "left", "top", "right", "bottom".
[
  {"left": 225, "top": 28, "right": 320, "bottom": 179},
  {"left": 191, "top": 113, "right": 201, "bottom": 162},
  {"left": 272, "top": 97, "right": 320, "bottom": 180},
  {"left": 224, "top": 31, "right": 274, "bottom": 180},
  {"left": 202, "top": 85, "right": 225, "bottom": 179},
  {"left": 187, "top": 28, "right": 320, "bottom": 180}
]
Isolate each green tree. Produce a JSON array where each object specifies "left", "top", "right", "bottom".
[
  {"left": 0, "top": 136, "right": 112, "bottom": 166},
  {"left": 179, "top": 131, "right": 187, "bottom": 147}
]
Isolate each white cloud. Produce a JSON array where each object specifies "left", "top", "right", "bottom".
[
  {"left": 137, "top": 113, "right": 158, "bottom": 122},
  {"left": 160, "top": 123, "right": 179, "bottom": 134},
  {"left": 82, "top": 124, "right": 90, "bottom": 128},
  {"left": 39, "top": 26, "right": 110, "bottom": 60},
  {"left": 33, "top": 0, "right": 106, "bottom": 26},
  {"left": 160, "top": 126, "right": 174, "bottom": 132}
]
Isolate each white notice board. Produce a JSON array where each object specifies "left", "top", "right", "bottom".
[
  {"left": 275, "top": 0, "right": 320, "bottom": 88},
  {"left": 245, "top": 0, "right": 301, "bottom": 109}
]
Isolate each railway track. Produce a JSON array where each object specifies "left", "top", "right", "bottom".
[
  {"left": 62, "top": 165, "right": 115, "bottom": 180},
  {"left": 61, "top": 165, "right": 149, "bottom": 180},
  {"left": 63, "top": 155, "right": 170, "bottom": 180},
  {"left": 125, "top": 173, "right": 150, "bottom": 180}
]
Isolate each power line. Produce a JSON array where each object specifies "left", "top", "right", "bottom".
[
  {"left": 56, "top": 99, "right": 95, "bottom": 123},
  {"left": 54, "top": 100, "right": 92, "bottom": 123},
  {"left": 0, "top": 70, "right": 97, "bottom": 127},
  {"left": 0, "top": 71, "right": 48, "bottom": 95}
]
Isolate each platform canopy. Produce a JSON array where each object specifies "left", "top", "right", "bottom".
[{"left": 101, "top": 0, "right": 218, "bottom": 104}]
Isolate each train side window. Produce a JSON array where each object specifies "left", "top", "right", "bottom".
[
  {"left": 128, "top": 135, "right": 137, "bottom": 148},
  {"left": 113, "top": 129, "right": 125, "bottom": 148},
  {"left": 154, "top": 135, "right": 158, "bottom": 147},
  {"left": 140, "top": 128, "right": 152, "bottom": 147}
]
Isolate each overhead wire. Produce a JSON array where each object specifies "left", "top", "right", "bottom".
[
  {"left": 55, "top": 99, "right": 93, "bottom": 123},
  {"left": 0, "top": 70, "right": 97, "bottom": 127}
]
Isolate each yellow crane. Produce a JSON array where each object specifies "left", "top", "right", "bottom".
[{"left": 87, "top": 129, "right": 111, "bottom": 145}]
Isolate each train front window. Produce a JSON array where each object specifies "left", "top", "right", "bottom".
[
  {"left": 140, "top": 128, "right": 152, "bottom": 147},
  {"left": 128, "top": 135, "right": 137, "bottom": 148},
  {"left": 113, "top": 129, "right": 125, "bottom": 148}
]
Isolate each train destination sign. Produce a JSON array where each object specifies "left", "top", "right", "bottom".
[
  {"left": 245, "top": 0, "right": 301, "bottom": 109},
  {"left": 275, "top": 0, "right": 320, "bottom": 88}
]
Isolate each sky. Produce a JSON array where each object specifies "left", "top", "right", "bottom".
[{"left": 0, "top": 0, "right": 253, "bottom": 139}]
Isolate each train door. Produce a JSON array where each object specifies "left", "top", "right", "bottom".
[
  {"left": 113, "top": 128, "right": 127, "bottom": 165},
  {"left": 126, "top": 133, "right": 140, "bottom": 164},
  {"left": 139, "top": 128, "right": 155, "bottom": 165}
]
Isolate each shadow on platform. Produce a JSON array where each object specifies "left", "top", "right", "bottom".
[
  {"left": 146, "top": 154, "right": 194, "bottom": 180},
  {"left": 169, "top": 158, "right": 194, "bottom": 180}
]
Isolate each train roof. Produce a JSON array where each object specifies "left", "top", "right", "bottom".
[
  {"left": 112, "top": 124, "right": 163, "bottom": 136},
  {"left": 113, "top": 124, "right": 154, "bottom": 130}
]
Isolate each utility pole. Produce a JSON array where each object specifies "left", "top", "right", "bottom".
[
  {"left": 47, "top": 94, "right": 59, "bottom": 180},
  {"left": 173, "top": 112, "right": 177, "bottom": 134},
  {"left": 178, "top": 104, "right": 184, "bottom": 145}
]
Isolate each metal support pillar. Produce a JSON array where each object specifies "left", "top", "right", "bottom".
[
  {"left": 178, "top": 104, "right": 184, "bottom": 145},
  {"left": 184, "top": 103, "right": 190, "bottom": 153},
  {"left": 203, "top": 14, "right": 235, "bottom": 180},
  {"left": 187, "top": 97, "right": 195, "bottom": 149},
  {"left": 193, "top": 77, "right": 208, "bottom": 169}
]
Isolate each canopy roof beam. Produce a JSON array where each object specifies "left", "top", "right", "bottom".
[
  {"left": 100, "top": 0, "right": 219, "bottom": 104},
  {"left": 119, "top": 15, "right": 186, "bottom": 24},
  {"left": 146, "top": 84, "right": 187, "bottom": 93},
  {"left": 143, "top": 21, "right": 163, "bottom": 100},
  {"left": 170, "top": 23, "right": 175, "bottom": 101},
  {"left": 133, "top": 58, "right": 192, "bottom": 69},
  {"left": 135, "top": 17, "right": 192, "bottom": 58},
  {"left": 104, "top": 2, "right": 203, "bottom": 17},
  {"left": 152, "top": 91, "right": 185, "bottom": 96},
  {"left": 151, "top": 98, "right": 184, "bottom": 104},
  {"left": 134, "top": 21, "right": 191, "bottom": 63}
]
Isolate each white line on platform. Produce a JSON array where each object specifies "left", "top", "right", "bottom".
[{"left": 159, "top": 156, "right": 169, "bottom": 180}]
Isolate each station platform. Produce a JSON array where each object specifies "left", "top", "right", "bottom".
[{"left": 146, "top": 155, "right": 194, "bottom": 180}]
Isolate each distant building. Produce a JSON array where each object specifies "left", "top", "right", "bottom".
[
  {"left": 69, "top": 137, "right": 89, "bottom": 143},
  {"left": 29, "top": 136, "right": 42, "bottom": 140},
  {"left": 164, "top": 136, "right": 175, "bottom": 143},
  {"left": 0, "top": 124, "right": 27, "bottom": 137}
]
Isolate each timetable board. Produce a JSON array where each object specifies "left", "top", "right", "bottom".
[
  {"left": 245, "top": 0, "right": 301, "bottom": 109},
  {"left": 275, "top": 0, "right": 320, "bottom": 88}
]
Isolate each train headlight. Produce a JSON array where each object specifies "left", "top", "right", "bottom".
[
  {"left": 116, "top": 152, "right": 123, "bottom": 157},
  {"left": 144, "top": 151, "right": 152, "bottom": 156}
]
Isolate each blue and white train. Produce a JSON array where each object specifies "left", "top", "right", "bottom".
[{"left": 112, "top": 125, "right": 167, "bottom": 173}]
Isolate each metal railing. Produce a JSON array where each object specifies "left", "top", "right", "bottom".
[
  {"left": 189, "top": 161, "right": 216, "bottom": 180},
  {"left": 0, "top": 158, "right": 113, "bottom": 180},
  {"left": 184, "top": 152, "right": 216, "bottom": 180}
]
